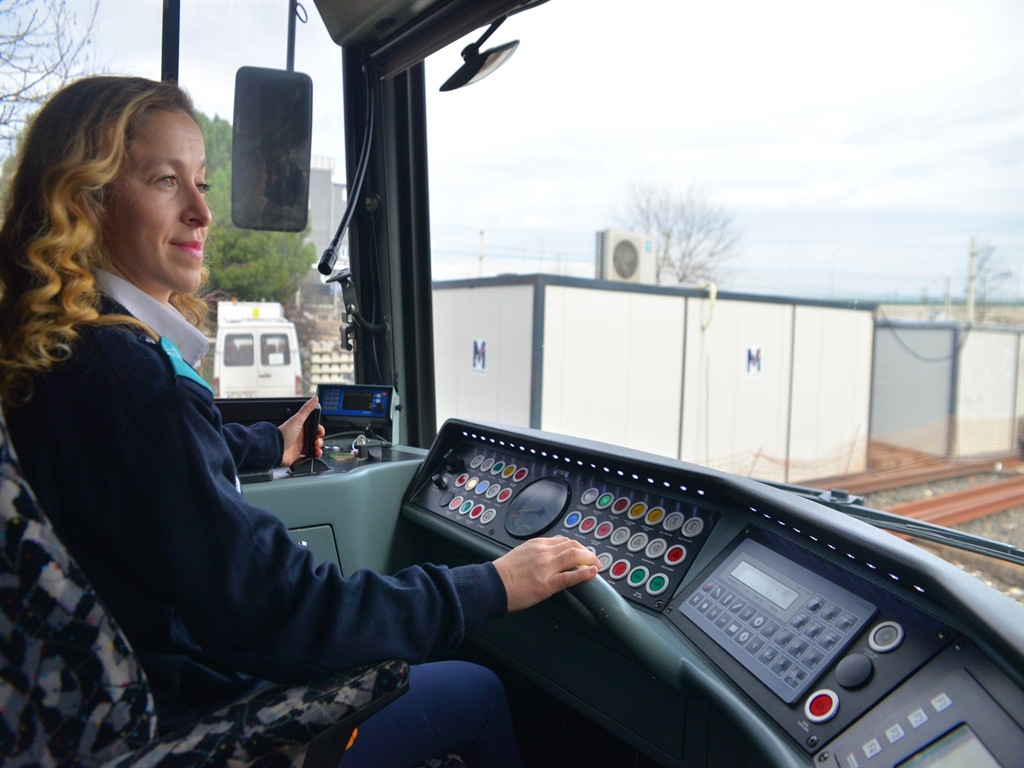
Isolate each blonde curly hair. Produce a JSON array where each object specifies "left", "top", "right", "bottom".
[{"left": 0, "top": 76, "right": 210, "bottom": 405}]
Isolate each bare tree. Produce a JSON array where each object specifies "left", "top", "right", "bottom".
[
  {"left": 968, "top": 240, "right": 1015, "bottom": 322},
  {"left": 0, "top": 0, "right": 99, "bottom": 158},
  {"left": 622, "top": 181, "right": 741, "bottom": 285}
]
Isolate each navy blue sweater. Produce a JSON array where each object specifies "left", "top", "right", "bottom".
[{"left": 5, "top": 318, "right": 506, "bottom": 732}]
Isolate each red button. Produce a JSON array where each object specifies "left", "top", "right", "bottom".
[
  {"left": 809, "top": 695, "right": 831, "bottom": 717},
  {"left": 610, "top": 560, "right": 630, "bottom": 579},
  {"left": 665, "top": 545, "right": 687, "bottom": 565},
  {"left": 805, "top": 689, "right": 838, "bottom": 723}
]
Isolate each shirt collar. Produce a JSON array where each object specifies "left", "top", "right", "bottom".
[{"left": 94, "top": 269, "right": 210, "bottom": 368}]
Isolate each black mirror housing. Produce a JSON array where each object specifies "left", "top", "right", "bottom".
[{"left": 231, "top": 66, "right": 313, "bottom": 232}]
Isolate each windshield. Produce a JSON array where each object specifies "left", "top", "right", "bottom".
[
  {"left": 422, "top": 1, "right": 1023, "bottom": 601},
  {"left": 1, "top": 0, "right": 1019, "bottom": 602}
]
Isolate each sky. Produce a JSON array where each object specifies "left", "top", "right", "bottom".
[{"left": 83, "top": 0, "right": 1024, "bottom": 303}]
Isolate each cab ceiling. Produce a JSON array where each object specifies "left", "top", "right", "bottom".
[{"left": 312, "top": 0, "right": 548, "bottom": 78}]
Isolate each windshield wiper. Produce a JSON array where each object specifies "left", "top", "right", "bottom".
[{"left": 764, "top": 481, "right": 1024, "bottom": 567}]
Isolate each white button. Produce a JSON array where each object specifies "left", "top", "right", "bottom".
[
  {"left": 610, "top": 526, "right": 631, "bottom": 546},
  {"left": 908, "top": 708, "right": 929, "bottom": 728},
  {"left": 627, "top": 532, "right": 649, "bottom": 552},
  {"left": 682, "top": 516, "right": 705, "bottom": 537},
  {"left": 931, "top": 692, "right": 952, "bottom": 713},
  {"left": 885, "top": 723, "right": 905, "bottom": 744},
  {"left": 663, "top": 511, "right": 684, "bottom": 531},
  {"left": 862, "top": 738, "right": 882, "bottom": 759},
  {"left": 645, "top": 538, "right": 668, "bottom": 559}
]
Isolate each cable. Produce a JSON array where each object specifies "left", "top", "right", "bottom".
[
  {"left": 318, "top": 64, "right": 375, "bottom": 276},
  {"left": 875, "top": 305, "right": 970, "bottom": 364}
]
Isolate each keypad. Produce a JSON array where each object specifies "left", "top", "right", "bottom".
[
  {"left": 687, "top": 574, "right": 864, "bottom": 701},
  {"left": 679, "top": 534, "right": 876, "bottom": 706}
]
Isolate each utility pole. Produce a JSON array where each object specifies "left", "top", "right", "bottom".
[
  {"left": 966, "top": 236, "right": 978, "bottom": 323},
  {"left": 479, "top": 230, "right": 485, "bottom": 277}
]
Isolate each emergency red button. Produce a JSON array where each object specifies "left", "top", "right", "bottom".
[
  {"left": 609, "top": 559, "right": 630, "bottom": 580},
  {"left": 665, "top": 545, "right": 687, "bottom": 566},
  {"left": 804, "top": 689, "right": 839, "bottom": 723}
]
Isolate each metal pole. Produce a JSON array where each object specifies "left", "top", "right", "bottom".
[
  {"left": 967, "top": 236, "right": 977, "bottom": 323},
  {"left": 287, "top": 0, "right": 297, "bottom": 71},
  {"left": 161, "top": 0, "right": 180, "bottom": 81}
]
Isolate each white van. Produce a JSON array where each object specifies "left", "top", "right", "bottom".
[{"left": 213, "top": 302, "right": 302, "bottom": 398}]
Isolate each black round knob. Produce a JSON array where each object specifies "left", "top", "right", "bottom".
[{"left": 835, "top": 653, "right": 873, "bottom": 689}]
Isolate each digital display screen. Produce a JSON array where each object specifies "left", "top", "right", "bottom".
[
  {"left": 897, "top": 725, "right": 1001, "bottom": 768},
  {"left": 731, "top": 559, "right": 799, "bottom": 610},
  {"left": 317, "top": 385, "right": 392, "bottom": 422},
  {"left": 341, "top": 390, "right": 373, "bottom": 411}
]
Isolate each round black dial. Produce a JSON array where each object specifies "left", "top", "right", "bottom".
[{"left": 504, "top": 477, "right": 570, "bottom": 539}]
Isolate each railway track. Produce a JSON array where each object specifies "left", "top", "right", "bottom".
[
  {"left": 813, "top": 452, "right": 1024, "bottom": 603},
  {"left": 884, "top": 476, "right": 1023, "bottom": 528},
  {"left": 805, "top": 450, "right": 1022, "bottom": 529},
  {"left": 807, "top": 454, "right": 1020, "bottom": 497}
]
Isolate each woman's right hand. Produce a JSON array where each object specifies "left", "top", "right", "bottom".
[{"left": 493, "top": 536, "right": 600, "bottom": 613}]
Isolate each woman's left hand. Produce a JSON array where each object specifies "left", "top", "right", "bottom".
[{"left": 279, "top": 395, "right": 325, "bottom": 466}]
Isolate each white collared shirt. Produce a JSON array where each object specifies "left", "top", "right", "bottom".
[{"left": 94, "top": 269, "right": 210, "bottom": 369}]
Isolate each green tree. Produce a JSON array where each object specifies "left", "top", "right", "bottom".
[{"left": 196, "top": 113, "right": 315, "bottom": 306}]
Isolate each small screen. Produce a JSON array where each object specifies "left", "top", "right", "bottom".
[
  {"left": 897, "top": 725, "right": 1001, "bottom": 768},
  {"left": 317, "top": 385, "right": 392, "bottom": 422},
  {"left": 731, "top": 559, "right": 799, "bottom": 610},
  {"left": 341, "top": 390, "right": 373, "bottom": 411}
]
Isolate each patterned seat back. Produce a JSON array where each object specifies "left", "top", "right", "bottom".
[{"left": 0, "top": 406, "right": 156, "bottom": 767}]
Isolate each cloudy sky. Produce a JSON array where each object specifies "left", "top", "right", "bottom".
[{"left": 90, "top": 0, "right": 1023, "bottom": 302}]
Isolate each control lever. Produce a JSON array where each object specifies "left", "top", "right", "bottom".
[
  {"left": 289, "top": 405, "right": 330, "bottom": 475},
  {"left": 568, "top": 576, "right": 680, "bottom": 685}
]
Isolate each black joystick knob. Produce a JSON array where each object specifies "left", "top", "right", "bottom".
[
  {"left": 444, "top": 452, "right": 465, "bottom": 474},
  {"left": 289, "top": 405, "right": 330, "bottom": 476}
]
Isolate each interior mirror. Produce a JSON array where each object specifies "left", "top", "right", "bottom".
[{"left": 231, "top": 66, "right": 313, "bottom": 232}]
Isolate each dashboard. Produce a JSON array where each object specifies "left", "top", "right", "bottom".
[{"left": 402, "top": 419, "right": 1024, "bottom": 768}]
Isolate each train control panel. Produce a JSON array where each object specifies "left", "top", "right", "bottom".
[
  {"left": 402, "top": 419, "right": 1024, "bottom": 768},
  {"left": 407, "top": 427, "right": 718, "bottom": 610}
]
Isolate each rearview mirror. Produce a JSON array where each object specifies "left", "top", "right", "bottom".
[{"left": 231, "top": 66, "right": 313, "bottom": 232}]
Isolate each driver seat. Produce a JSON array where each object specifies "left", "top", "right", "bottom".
[{"left": 0, "top": 401, "right": 408, "bottom": 767}]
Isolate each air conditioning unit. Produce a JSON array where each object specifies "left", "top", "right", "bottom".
[{"left": 595, "top": 229, "right": 656, "bottom": 284}]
